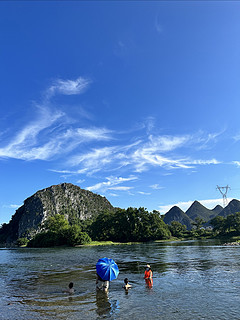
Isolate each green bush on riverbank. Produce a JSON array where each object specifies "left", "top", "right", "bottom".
[{"left": 27, "top": 215, "right": 91, "bottom": 247}]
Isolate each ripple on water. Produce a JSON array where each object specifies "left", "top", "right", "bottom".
[{"left": 1, "top": 241, "right": 240, "bottom": 319}]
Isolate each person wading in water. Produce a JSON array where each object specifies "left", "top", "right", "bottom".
[{"left": 144, "top": 264, "right": 153, "bottom": 288}]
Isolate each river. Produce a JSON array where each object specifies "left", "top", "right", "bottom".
[{"left": 0, "top": 240, "right": 240, "bottom": 320}]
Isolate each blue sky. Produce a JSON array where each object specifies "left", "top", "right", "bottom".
[{"left": 1, "top": 1, "right": 240, "bottom": 224}]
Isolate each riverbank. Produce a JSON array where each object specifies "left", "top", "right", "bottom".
[
  {"left": 2, "top": 234, "right": 240, "bottom": 248},
  {"left": 222, "top": 241, "right": 240, "bottom": 246}
]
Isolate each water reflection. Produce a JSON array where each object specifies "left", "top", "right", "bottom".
[
  {"left": 145, "top": 278, "right": 153, "bottom": 289},
  {"left": 2, "top": 241, "right": 240, "bottom": 320},
  {"left": 95, "top": 290, "right": 119, "bottom": 318}
]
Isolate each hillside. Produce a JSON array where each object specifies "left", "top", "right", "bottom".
[
  {"left": 163, "top": 206, "right": 193, "bottom": 230},
  {"left": 218, "top": 199, "right": 240, "bottom": 217},
  {"left": 211, "top": 205, "right": 223, "bottom": 216},
  {"left": 0, "top": 183, "right": 114, "bottom": 243},
  {"left": 185, "top": 201, "right": 214, "bottom": 222}
]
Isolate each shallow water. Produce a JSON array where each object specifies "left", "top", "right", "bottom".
[{"left": 0, "top": 240, "right": 240, "bottom": 319}]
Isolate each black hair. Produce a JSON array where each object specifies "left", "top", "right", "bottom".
[
  {"left": 124, "top": 278, "right": 128, "bottom": 284},
  {"left": 69, "top": 282, "right": 74, "bottom": 289}
]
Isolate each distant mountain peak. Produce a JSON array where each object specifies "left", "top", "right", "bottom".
[
  {"left": 219, "top": 199, "right": 240, "bottom": 217},
  {"left": 163, "top": 206, "right": 193, "bottom": 230},
  {"left": 185, "top": 201, "right": 213, "bottom": 222}
]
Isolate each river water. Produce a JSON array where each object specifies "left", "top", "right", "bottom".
[{"left": 0, "top": 240, "right": 240, "bottom": 320}]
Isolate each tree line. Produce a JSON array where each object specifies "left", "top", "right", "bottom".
[
  {"left": 2, "top": 208, "right": 240, "bottom": 247},
  {"left": 20, "top": 207, "right": 171, "bottom": 247}
]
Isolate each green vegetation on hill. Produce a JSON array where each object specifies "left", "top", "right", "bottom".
[
  {"left": 27, "top": 214, "right": 91, "bottom": 247},
  {"left": 210, "top": 212, "right": 240, "bottom": 236}
]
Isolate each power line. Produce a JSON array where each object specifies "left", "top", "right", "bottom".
[{"left": 216, "top": 185, "right": 230, "bottom": 208}]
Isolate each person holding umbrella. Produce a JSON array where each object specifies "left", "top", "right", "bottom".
[
  {"left": 96, "top": 273, "right": 109, "bottom": 292},
  {"left": 96, "top": 257, "right": 119, "bottom": 292}
]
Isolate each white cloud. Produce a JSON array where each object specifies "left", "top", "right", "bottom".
[
  {"left": 138, "top": 191, "right": 151, "bottom": 195},
  {"left": 3, "top": 204, "right": 21, "bottom": 209},
  {"left": 46, "top": 77, "right": 91, "bottom": 99},
  {"left": 69, "top": 146, "right": 116, "bottom": 172},
  {"left": 77, "top": 179, "right": 85, "bottom": 184},
  {"left": 0, "top": 107, "right": 64, "bottom": 160},
  {"left": 233, "top": 133, "right": 240, "bottom": 141},
  {"left": 186, "top": 159, "right": 220, "bottom": 165},
  {"left": 233, "top": 161, "right": 240, "bottom": 167},
  {"left": 150, "top": 184, "right": 163, "bottom": 190},
  {"left": 0, "top": 79, "right": 222, "bottom": 179},
  {"left": 109, "top": 186, "right": 133, "bottom": 191},
  {"left": 63, "top": 131, "right": 221, "bottom": 176},
  {"left": 0, "top": 104, "right": 112, "bottom": 161},
  {"left": 86, "top": 175, "right": 137, "bottom": 192}
]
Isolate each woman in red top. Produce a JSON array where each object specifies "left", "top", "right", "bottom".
[{"left": 144, "top": 264, "right": 153, "bottom": 288}]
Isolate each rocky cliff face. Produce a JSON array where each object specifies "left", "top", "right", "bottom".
[{"left": 4, "top": 183, "right": 114, "bottom": 241}]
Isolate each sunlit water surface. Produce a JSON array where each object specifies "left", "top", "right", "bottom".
[{"left": 0, "top": 240, "right": 240, "bottom": 320}]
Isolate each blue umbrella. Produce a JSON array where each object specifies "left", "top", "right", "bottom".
[{"left": 96, "top": 257, "right": 119, "bottom": 281}]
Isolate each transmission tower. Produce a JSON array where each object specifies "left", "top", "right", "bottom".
[{"left": 216, "top": 185, "right": 230, "bottom": 207}]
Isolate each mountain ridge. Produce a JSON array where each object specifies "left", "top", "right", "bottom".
[{"left": 164, "top": 200, "right": 240, "bottom": 229}]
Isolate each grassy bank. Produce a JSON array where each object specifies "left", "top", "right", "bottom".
[{"left": 84, "top": 240, "right": 142, "bottom": 246}]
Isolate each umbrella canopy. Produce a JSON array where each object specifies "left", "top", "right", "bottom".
[{"left": 96, "top": 257, "right": 119, "bottom": 281}]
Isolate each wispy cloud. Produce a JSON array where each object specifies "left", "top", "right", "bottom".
[
  {"left": 86, "top": 175, "right": 137, "bottom": 192},
  {"left": 150, "top": 184, "right": 163, "bottom": 190},
  {"left": 233, "top": 133, "right": 240, "bottom": 141},
  {"left": 3, "top": 204, "right": 21, "bottom": 209},
  {"left": 138, "top": 191, "right": 151, "bottom": 195},
  {"left": 77, "top": 179, "right": 85, "bottom": 184},
  {"left": 233, "top": 161, "right": 240, "bottom": 167},
  {"left": 0, "top": 77, "right": 222, "bottom": 181},
  {"left": 186, "top": 159, "right": 220, "bottom": 165},
  {"left": 0, "top": 118, "right": 112, "bottom": 161},
  {"left": 66, "top": 132, "right": 221, "bottom": 176},
  {"left": 0, "top": 76, "right": 113, "bottom": 161},
  {"left": 0, "top": 107, "right": 64, "bottom": 160},
  {"left": 110, "top": 186, "right": 133, "bottom": 191},
  {"left": 69, "top": 146, "right": 117, "bottom": 173},
  {"left": 194, "top": 130, "right": 225, "bottom": 150},
  {"left": 46, "top": 77, "right": 91, "bottom": 99}
]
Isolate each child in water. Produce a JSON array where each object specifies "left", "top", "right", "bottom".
[
  {"left": 123, "top": 278, "right": 132, "bottom": 290},
  {"left": 63, "top": 282, "right": 75, "bottom": 294}
]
